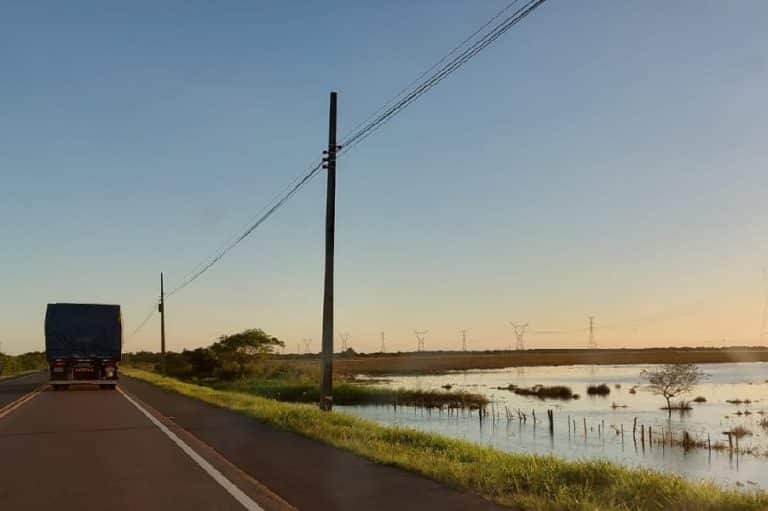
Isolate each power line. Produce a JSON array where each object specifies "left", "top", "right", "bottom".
[
  {"left": 340, "top": 0, "right": 524, "bottom": 142},
  {"left": 340, "top": 0, "right": 548, "bottom": 154},
  {"left": 167, "top": 161, "right": 325, "bottom": 297},
  {"left": 129, "top": 302, "right": 158, "bottom": 338},
  {"left": 127, "top": 0, "right": 549, "bottom": 334}
]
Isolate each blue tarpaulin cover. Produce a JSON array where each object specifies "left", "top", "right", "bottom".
[{"left": 45, "top": 303, "right": 122, "bottom": 360}]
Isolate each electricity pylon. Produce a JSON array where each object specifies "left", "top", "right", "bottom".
[
  {"left": 414, "top": 330, "right": 429, "bottom": 352},
  {"left": 460, "top": 329, "right": 468, "bottom": 351},
  {"left": 509, "top": 323, "right": 528, "bottom": 350},
  {"left": 339, "top": 333, "right": 350, "bottom": 352},
  {"left": 303, "top": 338, "right": 312, "bottom": 354},
  {"left": 380, "top": 331, "right": 386, "bottom": 353},
  {"left": 588, "top": 316, "right": 596, "bottom": 348}
]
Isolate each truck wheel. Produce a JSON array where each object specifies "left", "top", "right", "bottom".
[{"left": 100, "top": 384, "right": 116, "bottom": 390}]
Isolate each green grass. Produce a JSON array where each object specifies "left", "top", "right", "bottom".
[
  {"left": 215, "top": 378, "right": 488, "bottom": 408},
  {"left": 122, "top": 367, "right": 768, "bottom": 511}
]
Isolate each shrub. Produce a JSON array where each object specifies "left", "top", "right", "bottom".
[{"left": 587, "top": 383, "right": 611, "bottom": 396}]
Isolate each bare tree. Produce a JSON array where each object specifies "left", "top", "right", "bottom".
[{"left": 641, "top": 363, "right": 705, "bottom": 413}]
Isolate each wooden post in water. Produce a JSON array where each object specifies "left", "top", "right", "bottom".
[
  {"left": 632, "top": 417, "right": 637, "bottom": 440},
  {"left": 567, "top": 415, "right": 571, "bottom": 437},
  {"left": 547, "top": 409, "right": 554, "bottom": 436},
  {"left": 583, "top": 418, "right": 587, "bottom": 437},
  {"left": 641, "top": 424, "right": 645, "bottom": 450},
  {"left": 648, "top": 425, "right": 652, "bottom": 445}
]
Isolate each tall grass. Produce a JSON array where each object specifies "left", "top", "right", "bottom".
[
  {"left": 215, "top": 378, "right": 488, "bottom": 408},
  {"left": 123, "top": 368, "right": 768, "bottom": 511}
]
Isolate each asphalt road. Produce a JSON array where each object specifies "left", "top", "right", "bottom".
[
  {"left": 0, "top": 374, "right": 505, "bottom": 511},
  {"left": 0, "top": 371, "right": 45, "bottom": 409}
]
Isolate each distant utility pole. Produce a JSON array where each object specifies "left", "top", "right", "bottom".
[
  {"left": 460, "top": 329, "right": 468, "bottom": 351},
  {"left": 159, "top": 272, "right": 166, "bottom": 375},
  {"left": 510, "top": 323, "right": 528, "bottom": 351},
  {"left": 414, "top": 330, "right": 428, "bottom": 352},
  {"left": 380, "top": 332, "right": 386, "bottom": 353},
  {"left": 339, "top": 333, "right": 350, "bottom": 352},
  {"left": 588, "top": 316, "right": 596, "bottom": 349},
  {"left": 319, "top": 90, "right": 340, "bottom": 412}
]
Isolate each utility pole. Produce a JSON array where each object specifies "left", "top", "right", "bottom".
[
  {"left": 159, "top": 272, "right": 166, "bottom": 375},
  {"left": 460, "top": 329, "right": 468, "bottom": 351},
  {"left": 414, "top": 330, "right": 428, "bottom": 352},
  {"left": 510, "top": 322, "right": 528, "bottom": 350},
  {"left": 320, "top": 91, "right": 339, "bottom": 411},
  {"left": 588, "top": 316, "right": 596, "bottom": 349},
  {"left": 380, "top": 331, "right": 386, "bottom": 353}
]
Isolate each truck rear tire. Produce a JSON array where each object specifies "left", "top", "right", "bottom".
[{"left": 100, "top": 384, "right": 116, "bottom": 390}]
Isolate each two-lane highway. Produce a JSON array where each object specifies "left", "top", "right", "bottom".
[
  {"left": 0, "top": 376, "right": 288, "bottom": 511},
  {"left": 1, "top": 374, "right": 503, "bottom": 511}
]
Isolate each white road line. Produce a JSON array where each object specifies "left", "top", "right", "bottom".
[
  {"left": 117, "top": 387, "right": 264, "bottom": 511},
  {"left": 0, "top": 387, "right": 43, "bottom": 419}
]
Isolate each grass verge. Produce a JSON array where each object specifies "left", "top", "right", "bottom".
[{"left": 122, "top": 368, "right": 767, "bottom": 511}]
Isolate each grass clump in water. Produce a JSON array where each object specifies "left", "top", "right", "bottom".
[
  {"left": 497, "top": 384, "right": 576, "bottom": 400},
  {"left": 587, "top": 383, "right": 611, "bottom": 396},
  {"left": 123, "top": 368, "right": 768, "bottom": 511},
  {"left": 214, "top": 378, "right": 488, "bottom": 409}
]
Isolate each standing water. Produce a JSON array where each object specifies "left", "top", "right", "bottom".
[{"left": 339, "top": 362, "right": 768, "bottom": 489}]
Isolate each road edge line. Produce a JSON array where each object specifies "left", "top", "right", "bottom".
[
  {"left": 0, "top": 386, "right": 44, "bottom": 419},
  {"left": 117, "top": 387, "right": 265, "bottom": 511}
]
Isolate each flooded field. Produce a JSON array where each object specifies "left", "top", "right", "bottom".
[{"left": 339, "top": 362, "right": 768, "bottom": 489}]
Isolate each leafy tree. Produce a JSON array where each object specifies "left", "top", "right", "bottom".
[
  {"left": 211, "top": 329, "right": 284, "bottom": 378},
  {"left": 641, "top": 363, "right": 705, "bottom": 413}
]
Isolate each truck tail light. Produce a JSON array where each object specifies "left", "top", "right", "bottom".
[{"left": 54, "top": 359, "right": 66, "bottom": 367}]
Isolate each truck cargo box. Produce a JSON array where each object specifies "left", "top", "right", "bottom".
[{"left": 45, "top": 303, "right": 122, "bottom": 361}]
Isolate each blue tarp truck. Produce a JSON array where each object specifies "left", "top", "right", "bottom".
[{"left": 45, "top": 303, "right": 122, "bottom": 390}]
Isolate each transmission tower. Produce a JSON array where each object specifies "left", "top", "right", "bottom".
[
  {"left": 339, "top": 333, "right": 350, "bottom": 352},
  {"left": 460, "top": 329, "right": 468, "bottom": 351},
  {"left": 414, "top": 330, "right": 429, "bottom": 352},
  {"left": 760, "top": 268, "right": 768, "bottom": 343},
  {"left": 380, "top": 331, "right": 386, "bottom": 353},
  {"left": 588, "top": 316, "right": 596, "bottom": 349},
  {"left": 509, "top": 323, "right": 528, "bottom": 350},
  {"left": 303, "top": 338, "right": 312, "bottom": 354}
]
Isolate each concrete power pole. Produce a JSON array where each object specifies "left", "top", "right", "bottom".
[
  {"left": 460, "top": 329, "right": 468, "bottom": 351},
  {"left": 320, "top": 91, "right": 339, "bottom": 412},
  {"left": 159, "top": 272, "right": 166, "bottom": 375},
  {"left": 588, "top": 316, "right": 596, "bottom": 349},
  {"left": 380, "top": 332, "right": 386, "bottom": 353}
]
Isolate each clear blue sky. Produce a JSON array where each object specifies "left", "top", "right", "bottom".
[{"left": 2, "top": 1, "right": 767, "bottom": 355}]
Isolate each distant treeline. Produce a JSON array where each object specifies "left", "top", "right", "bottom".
[{"left": 0, "top": 351, "right": 47, "bottom": 377}]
